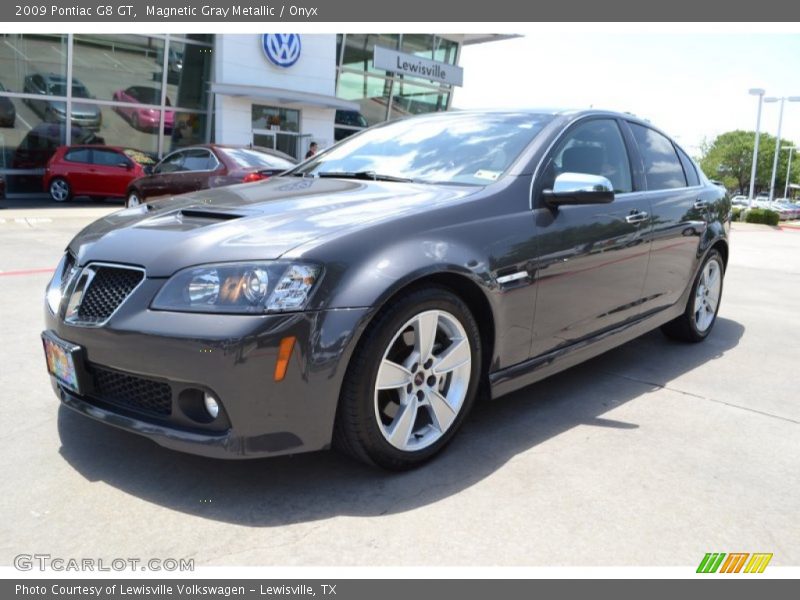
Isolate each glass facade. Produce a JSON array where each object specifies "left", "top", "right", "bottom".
[
  {"left": 335, "top": 34, "right": 460, "bottom": 141},
  {"left": 0, "top": 34, "right": 212, "bottom": 194},
  {"left": 0, "top": 33, "right": 462, "bottom": 195}
]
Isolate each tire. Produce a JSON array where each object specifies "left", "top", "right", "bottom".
[
  {"left": 125, "top": 191, "right": 141, "bottom": 208},
  {"left": 48, "top": 178, "right": 72, "bottom": 203},
  {"left": 334, "top": 286, "right": 482, "bottom": 470},
  {"left": 661, "top": 249, "right": 725, "bottom": 343}
]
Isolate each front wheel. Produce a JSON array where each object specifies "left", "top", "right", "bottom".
[
  {"left": 661, "top": 249, "right": 725, "bottom": 343},
  {"left": 334, "top": 287, "right": 482, "bottom": 470},
  {"left": 125, "top": 191, "right": 141, "bottom": 208}
]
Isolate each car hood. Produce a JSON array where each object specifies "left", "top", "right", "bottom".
[{"left": 69, "top": 176, "right": 479, "bottom": 277}]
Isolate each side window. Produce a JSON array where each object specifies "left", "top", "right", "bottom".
[
  {"left": 155, "top": 152, "right": 185, "bottom": 174},
  {"left": 93, "top": 149, "right": 129, "bottom": 168},
  {"left": 677, "top": 147, "right": 700, "bottom": 187},
  {"left": 629, "top": 123, "right": 687, "bottom": 190},
  {"left": 64, "top": 148, "right": 92, "bottom": 164},
  {"left": 181, "top": 149, "right": 216, "bottom": 171},
  {"left": 546, "top": 119, "right": 633, "bottom": 193}
]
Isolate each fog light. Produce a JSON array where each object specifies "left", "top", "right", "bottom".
[{"left": 203, "top": 392, "right": 220, "bottom": 419}]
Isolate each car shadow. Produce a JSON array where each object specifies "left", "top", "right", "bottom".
[{"left": 56, "top": 317, "right": 744, "bottom": 526}]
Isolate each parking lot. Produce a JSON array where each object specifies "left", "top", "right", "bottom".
[{"left": 0, "top": 199, "right": 798, "bottom": 567}]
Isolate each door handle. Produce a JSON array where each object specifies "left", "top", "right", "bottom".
[
  {"left": 694, "top": 200, "right": 708, "bottom": 210},
  {"left": 625, "top": 210, "right": 649, "bottom": 224}
]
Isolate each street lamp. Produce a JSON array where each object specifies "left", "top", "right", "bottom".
[
  {"left": 748, "top": 88, "right": 765, "bottom": 203},
  {"left": 784, "top": 145, "right": 796, "bottom": 200},
  {"left": 764, "top": 95, "right": 800, "bottom": 203}
]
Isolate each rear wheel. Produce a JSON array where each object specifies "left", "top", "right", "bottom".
[
  {"left": 661, "top": 249, "right": 724, "bottom": 342},
  {"left": 334, "top": 287, "right": 481, "bottom": 470},
  {"left": 125, "top": 191, "right": 141, "bottom": 208},
  {"left": 48, "top": 178, "right": 71, "bottom": 203}
]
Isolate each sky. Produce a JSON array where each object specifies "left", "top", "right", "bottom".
[{"left": 454, "top": 31, "right": 800, "bottom": 157}]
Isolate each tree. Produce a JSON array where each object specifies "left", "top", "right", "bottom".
[{"left": 698, "top": 130, "right": 799, "bottom": 196}]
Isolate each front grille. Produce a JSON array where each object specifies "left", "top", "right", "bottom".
[
  {"left": 89, "top": 365, "right": 172, "bottom": 416},
  {"left": 77, "top": 266, "right": 144, "bottom": 323}
]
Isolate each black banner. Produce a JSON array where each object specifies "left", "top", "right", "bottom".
[
  {"left": 4, "top": 579, "right": 798, "bottom": 600},
  {"left": 2, "top": 0, "right": 800, "bottom": 22}
]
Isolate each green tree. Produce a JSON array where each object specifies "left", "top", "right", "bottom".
[{"left": 698, "top": 130, "right": 799, "bottom": 196}]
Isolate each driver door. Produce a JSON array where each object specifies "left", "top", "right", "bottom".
[{"left": 529, "top": 118, "right": 652, "bottom": 357}]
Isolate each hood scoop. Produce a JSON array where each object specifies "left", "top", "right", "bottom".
[{"left": 133, "top": 207, "right": 246, "bottom": 232}]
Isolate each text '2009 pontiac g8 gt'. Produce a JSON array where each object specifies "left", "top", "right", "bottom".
[{"left": 42, "top": 110, "right": 730, "bottom": 469}]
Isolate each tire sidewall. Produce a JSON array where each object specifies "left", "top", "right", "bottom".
[
  {"left": 348, "top": 288, "right": 482, "bottom": 467},
  {"left": 687, "top": 250, "right": 724, "bottom": 339}
]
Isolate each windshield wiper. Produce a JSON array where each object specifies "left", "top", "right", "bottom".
[{"left": 316, "top": 171, "right": 414, "bottom": 183}]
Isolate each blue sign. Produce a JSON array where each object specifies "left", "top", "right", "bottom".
[{"left": 262, "top": 34, "right": 302, "bottom": 68}]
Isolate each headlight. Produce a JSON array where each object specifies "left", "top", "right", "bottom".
[
  {"left": 151, "top": 262, "right": 321, "bottom": 314},
  {"left": 45, "top": 253, "right": 77, "bottom": 314}
]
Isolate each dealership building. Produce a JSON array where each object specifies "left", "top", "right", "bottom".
[{"left": 0, "top": 33, "right": 504, "bottom": 195}]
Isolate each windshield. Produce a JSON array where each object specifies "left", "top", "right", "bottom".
[{"left": 291, "top": 112, "right": 553, "bottom": 185}]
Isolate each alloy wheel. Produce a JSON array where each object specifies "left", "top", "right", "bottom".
[
  {"left": 693, "top": 257, "right": 722, "bottom": 332},
  {"left": 49, "top": 179, "right": 70, "bottom": 202},
  {"left": 374, "top": 309, "right": 472, "bottom": 451}
]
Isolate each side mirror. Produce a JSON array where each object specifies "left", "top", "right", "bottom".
[{"left": 543, "top": 172, "right": 615, "bottom": 206}]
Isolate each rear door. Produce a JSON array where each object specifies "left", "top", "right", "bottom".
[
  {"left": 529, "top": 117, "right": 653, "bottom": 358},
  {"left": 176, "top": 148, "right": 223, "bottom": 193},
  {"left": 139, "top": 150, "right": 186, "bottom": 199},
  {"left": 89, "top": 148, "right": 134, "bottom": 197},
  {"left": 625, "top": 122, "right": 705, "bottom": 311}
]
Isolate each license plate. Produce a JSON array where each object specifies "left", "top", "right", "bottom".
[{"left": 42, "top": 332, "right": 84, "bottom": 394}]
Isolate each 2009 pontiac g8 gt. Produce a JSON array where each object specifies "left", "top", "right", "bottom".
[{"left": 42, "top": 110, "right": 730, "bottom": 469}]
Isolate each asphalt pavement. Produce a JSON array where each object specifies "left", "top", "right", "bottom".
[{"left": 0, "top": 205, "right": 797, "bottom": 566}]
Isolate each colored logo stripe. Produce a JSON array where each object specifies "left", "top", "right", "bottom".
[
  {"left": 697, "top": 553, "right": 726, "bottom": 573},
  {"left": 744, "top": 553, "right": 773, "bottom": 573},
  {"left": 697, "top": 552, "right": 773, "bottom": 573}
]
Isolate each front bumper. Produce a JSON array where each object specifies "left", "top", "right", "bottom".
[{"left": 44, "top": 292, "right": 370, "bottom": 458}]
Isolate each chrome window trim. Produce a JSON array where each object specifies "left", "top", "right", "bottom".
[{"left": 63, "top": 262, "right": 147, "bottom": 328}]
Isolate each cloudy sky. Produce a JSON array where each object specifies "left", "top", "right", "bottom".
[{"left": 454, "top": 31, "right": 800, "bottom": 157}]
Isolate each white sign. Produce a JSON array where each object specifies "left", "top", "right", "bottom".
[{"left": 373, "top": 46, "right": 464, "bottom": 87}]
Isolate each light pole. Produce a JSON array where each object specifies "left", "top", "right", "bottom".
[
  {"left": 784, "top": 145, "right": 796, "bottom": 200},
  {"left": 748, "top": 88, "right": 765, "bottom": 203},
  {"left": 765, "top": 95, "right": 800, "bottom": 203}
]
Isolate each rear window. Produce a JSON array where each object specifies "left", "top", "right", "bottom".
[
  {"left": 220, "top": 147, "right": 296, "bottom": 170},
  {"left": 629, "top": 123, "right": 687, "bottom": 190},
  {"left": 64, "top": 148, "right": 91, "bottom": 163}
]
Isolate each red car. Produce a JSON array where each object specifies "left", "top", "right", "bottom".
[
  {"left": 112, "top": 86, "right": 175, "bottom": 132},
  {"left": 125, "top": 144, "right": 297, "bottom": 207},
  {"left": 44, "top": 145, "right": 156, "bottom": 203}
]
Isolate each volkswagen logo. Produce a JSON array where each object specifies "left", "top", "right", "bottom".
[{"left": 262, "top": 34, "right": 302, "bottom": 68}]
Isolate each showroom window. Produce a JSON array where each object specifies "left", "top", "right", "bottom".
[
  {"left": 335, "top": 34, "right": 460, "bottom": 140},
  {"left": 0, "top": 33, "right": 213, "bottom": 194}
]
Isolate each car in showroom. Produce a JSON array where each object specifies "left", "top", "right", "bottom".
[
  {"left": 0, "top": 81, "right": 16, "bottom": 127},
  {"left": 42, "top": 109, "right": 730, "bottom": 469},
  {"left": 112, "top": 86, "right": 175, "bottom": 133},
  {"left": 44, "top": 145, "right": 156, "bottom": 202},
  {"left": 123, "top": 144, "right": 296, "bottom": 207},
  {"left": 23, "top": 73, "right": 102, "bottom": 130},
  {"left": 12, "top": 124, "right": 104, "bottom": 169}
]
